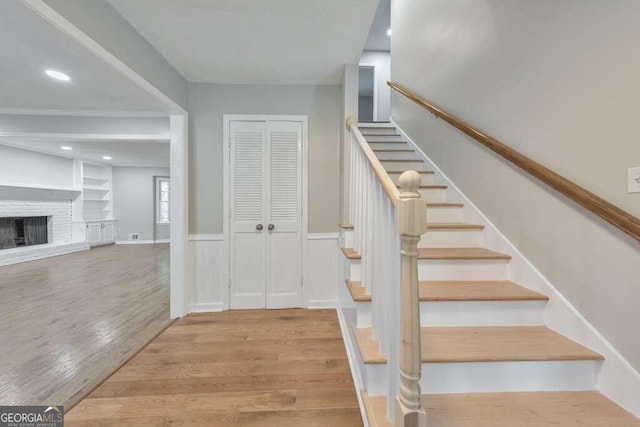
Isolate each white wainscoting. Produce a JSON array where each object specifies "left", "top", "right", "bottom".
[
  {"left": 306, "top": 233, "right": 340, "bottom": 308},
  {"left": 188, "top": 233, "right": 340, "bottom": 312},
  {"left": 188, "top": 234, "right": 226, "bottom": 313}
]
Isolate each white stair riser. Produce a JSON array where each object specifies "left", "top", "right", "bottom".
[
  {"left": 421, "top": 300, "right": 547, "bottom": 326},
  {"left": 355, "top": 300, "right": 546, "bottom": 328},
  {"left": 380, "top": 160, "right": 426, "bottom": 170},
  {"left": 343, "top": 230, "right": 354, "bottom": 248},
  {"left": 420, "top": 229, "right": 484, "bottom": 248},
  {"left": 426, "top": 207, "right": 465, "bottom": 223},
  {"left": 418, "top": 259, "right": 510, "bottom": 281},
  {"left": 363, "top": 360, "right": 601, "bottom": 396},
  {"left": 374, "top": 151, "right": 418, "bottom": 160},
  {"left": 417, "top": 188, "right": 447, "bottom": 202},
  {"left": 349, "top": 260, "right": 361, "bottom": 281},
  {"left": 421, "top": 360, "right": 601, "bottom": 393},
  {"left": 389, "top": 172, "right": 435, "bottom": 186},
  {"left": 369, "top": 142, "right": 410, "bottom": 150},
  {"left": 360, "top": 129, "right": 400, "bottom": 136},
  {"left": 365, "top": 135, "right": 405, "bottom": 143}
]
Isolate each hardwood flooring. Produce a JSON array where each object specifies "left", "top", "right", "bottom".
[
  {"left": 0, "top": 244, "right": 171, "bottom": 408},
  {"left": 66, "top": 309, "right": 363, "bottom": 426}
]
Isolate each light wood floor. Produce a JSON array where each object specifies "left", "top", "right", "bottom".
[
  {"left": 0, "top": 244, "right": 171, "bottom": 408},
  {"left": 66, "top": 309, "right": 363, "bottom": 426}
]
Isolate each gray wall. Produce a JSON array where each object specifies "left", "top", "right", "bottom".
[
  {"left": 358, "top": 96, "right": 374, "bottom": 122},
  {"left": 392, "top": 0, "right": 640, "bottom": 370},
  {"left": 112, "top": 166, "right": 170, "bottom": 241},
  {"left": 0, "top": 145, "right": 73, "bottom": 189},
  {"left": 188, "top": 83, "right": 341, "bottom": 234}
]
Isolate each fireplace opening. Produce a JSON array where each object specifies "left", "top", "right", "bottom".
[{"left": 0, "top": 216, "right": 49, "bottom": 250}]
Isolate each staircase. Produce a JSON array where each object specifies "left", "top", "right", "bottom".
[{"left": 339, "top": 121, "right": 640, "bottom": 426}]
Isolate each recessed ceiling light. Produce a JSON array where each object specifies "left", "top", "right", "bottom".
[
  {"left": 45, "top": 69, "right": 71, "bottom": 82},
  {"left": 387, "top": 28, "right": 392, "bottom": 37},
  {"left": 60, "top": 146, "right": 73, "bottom": 151},
  {"left": 102, "top": 156, "right": 112, "bottom": 160}
]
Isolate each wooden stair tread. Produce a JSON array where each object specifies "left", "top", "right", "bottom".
[
  {"left": 365, "top": 140, "right": 406, "bottom": 143},
  {"left": 341, "top": 247, "right": 360, "bottom": 260},
  {"left": 362, "top": 391, "right": 640, "bottom": 427},
  {"left": 427, "top": 223, "right": 484, "bottom": 230},
  {"left": 380, "top": 159, "right": 424, "bottom": 162},
  {"left": 418, "top": 247, "right": 511, "bottom": 260},
  {"left": 346, "top": 280, "right": 548, "bottom": 303},
  {"left": 345, "top": 280, "right": 370, "bottom": 302},
  {"left": 343, "top": 247, "right": 510, "bottom": 261},
  {"left": 338, "top": 223, "right": 354, "bottom": 230},
  {"left": 355, "top": 326, "right": 603, "bottom": 364}
]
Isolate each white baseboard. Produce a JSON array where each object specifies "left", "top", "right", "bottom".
[
  {"left": 307, "top": 299, "right": 338, "bottom": 309},
  {"left": 188, "top": 234, "right": 224, "bottom": 241},
  {"left": 190, "top": 302, "right": 224, "bottom": 313},
  {"left": 115, "top": 240, "right": 169, "bottom": 245},
  {"left": 337, "top": 306, "right": 370, "bottom": 427},
  {"left": 394, "top": 120, "right": 640, "bottom": 416}
]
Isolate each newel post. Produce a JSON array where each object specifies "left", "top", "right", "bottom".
[{"left": 394, "top": 171, "right": 428, "bottom": 427}]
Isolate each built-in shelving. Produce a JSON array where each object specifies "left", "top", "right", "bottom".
[{"left": 82, "top": 163, "right": 112, "bottom": 222}]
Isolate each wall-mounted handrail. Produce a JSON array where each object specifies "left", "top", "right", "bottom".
[
  {"left": 388, "top": 81, "right": 640, "bottom": 243},
  {"left": 346, "top": 116, "right": 400, "bottom": 205}
]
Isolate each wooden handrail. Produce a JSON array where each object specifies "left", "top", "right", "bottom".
[
  {"left": 346, "top": 116, "right": 400, "bottom": 205},
  {"left": 388, "top": 81, "right": 640, "bottom": 243}
]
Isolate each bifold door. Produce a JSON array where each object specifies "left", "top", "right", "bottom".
[{"left": 229, "top": 120, "right": 303, "bottom": 309}]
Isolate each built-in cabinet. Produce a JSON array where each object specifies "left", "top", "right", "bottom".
[
  {"left": 82, "top": 163, "right": 112, "bottom": 222},
  {"left": 74, "top": 161, "right": 117, "bottom": 247},
  {"left": 86, "top": 220, "right": 116, "bottom": 246}
]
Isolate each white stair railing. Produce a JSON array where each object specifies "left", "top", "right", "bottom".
[{"left": 346, "top": 117, "right": 428, "bottom": 426}]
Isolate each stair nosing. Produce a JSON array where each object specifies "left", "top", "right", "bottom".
[{"left": 343, "top": 247, "right": 511, "bottom": 261}]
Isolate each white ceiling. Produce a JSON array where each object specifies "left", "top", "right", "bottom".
[
  {"left": 0, "top": 0, "right": 168, "bottom": 113},
  {"left": 108, "top": 0, "right": 379, "bottom": 84},
  {"left": 0, "top": 138, "right": 169, "bottom": 168},
  {"left": 364, "top": 0, "right": 391, "bottom": 52}
]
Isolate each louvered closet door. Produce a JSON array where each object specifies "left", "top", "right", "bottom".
[
  {"left": 230, "top": 121, "right": 267, "bottom": 309},
  {"left": 265, "top": 121, "right": 303, "bottom": 308}
]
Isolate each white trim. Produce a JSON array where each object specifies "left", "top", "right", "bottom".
[
  {"left": 393, "top": 119, "right": 640, "bottom": 416},
  {"left": 0, "top": 181, "right": 81, "bottom": 194},
  {"left": 223, "top": 114, "right": 309, "bottom": 311},
  {"left": 307, "top": 300, "right": 338, "bottom": 308},
  {"left": 307, "top": 232, "right": 340, "bottom": 240},
  {"left": 0, "top": 132, "right": 169, "bottom": 142},
  {"left": 115, "top": 240, "right": 169, "bottom": 245},
  {"left": 358, "top": 64, "right": 377, "bottom": 122},
  {"left": 188, "top": 234, "right": 224, "bottom": 242},
  {"left": 337, "top": 307, "right": 370, "bottom": 427},
  {"left": 0, "top": 108, "right": 169, "bottom": 118},
  {"left": 169, "top": 114, "right": 189, "bottom": 318},
  {"left": 190, "top": 302, "right": 224, "bottom": 313}
]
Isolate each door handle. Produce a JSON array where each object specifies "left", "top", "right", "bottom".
[
  {"left": 256, "top": 224, "right": 264, "bottom": 231},
  {"left": 268, "top": 224, "right": 275, "bottom": 231}
]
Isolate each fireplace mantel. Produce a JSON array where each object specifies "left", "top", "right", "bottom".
[{"left": 0, "top": 181, "right": 81, "bottom": 195}]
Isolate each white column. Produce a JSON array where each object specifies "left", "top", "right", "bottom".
[{"left": 170, "top": 113, "right": 189, "bottom": 318}]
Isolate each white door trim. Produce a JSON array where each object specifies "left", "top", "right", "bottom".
[{"left": 223, "top": 114, "right": 308, "bottom": 310}]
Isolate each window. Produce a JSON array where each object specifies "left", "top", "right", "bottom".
[{"left": 156, "top": 177, "right": 170, "bottom": 224}]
